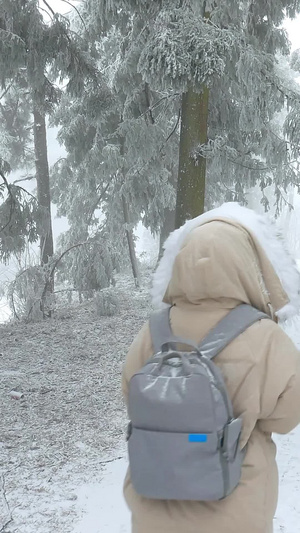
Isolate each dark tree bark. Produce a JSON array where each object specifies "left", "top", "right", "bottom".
[
  {"left": 159, "top": 166, "right": 177, "bottom": 258},
  {"left": 175, "top": 87, "right": 209, "bottom": 228},
  {"left": 122, "top": 195, "right": 140, "bottom": 288},
  {"left": 32, "top": 100, "right": 54, "bottom": 266}
]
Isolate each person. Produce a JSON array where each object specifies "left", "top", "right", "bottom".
[{"left": 122, "top": 202, "right": 300, "bottom": 533}]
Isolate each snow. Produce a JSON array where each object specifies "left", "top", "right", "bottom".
[
  {"left": 0, "top": 272, "right": 151, "bottom": 533},
  {"left": 74, "top": 458, "right": 130, "bottom": 533},
  {"left": 274, "top": 430, "right": 300, "bottom": 532},
  {"left": 0, "top": 271, "right": 300, "bottom": 533}
]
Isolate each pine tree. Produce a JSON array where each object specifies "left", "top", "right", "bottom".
[
  {"left": 84, "top": 0, "right": 300, "bottom": 228},
  {"left": 0, "top": 0, "right": 99, "bottom": 267},
  {"left": 52, "top": 22, "right": 179, "bottom": 279}
]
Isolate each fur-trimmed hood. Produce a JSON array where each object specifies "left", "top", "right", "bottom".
[{"left": 152, "top": 203, "right": 300, "bottom": 320}]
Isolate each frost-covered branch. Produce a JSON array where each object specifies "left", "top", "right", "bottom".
[
  {"left": 0, "top": 81, "right": 14, "bottom": 101},
  {"left": 0, "top": 474, "right": 13, "bottom": 533},
  {"left": 0, "top": 169, "right": 16, "bottom": 234},
  {"left": 13, "top": 175, "right": 35, "bottom": 185},
  {"left": 58, "top": 0, "right": 87, "bottom": 30},
  {"left": 39, "top": 241, "right": 92, "bottom": 317},
  {"left": 164, "top": 109, "right": 181, "bottom": 145},
  {"left": 87, "top": 181, "right": 111, "bottom": 226},
  {"left": 39, "top": 5, "right": 54, "bottom": 19},
  {"left": 41, "top": 0, "right": 56, "bottom": 17}
]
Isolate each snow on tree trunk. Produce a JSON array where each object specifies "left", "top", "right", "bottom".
[
  {"left": 122, "top": 195, "right": 140, "bottom": 288},
  {"left": 32, "top": 102, "right": 54, "bottom": 267},
  {"left": 175, "top": 87, "right": 209, "bottom": 228}
]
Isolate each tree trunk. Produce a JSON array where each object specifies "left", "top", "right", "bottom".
[
  {"left": 175, "top": 87, "right": 209, "bottom": 228},
  {"left": 33, "top": 98, "right": 54, "bottom": 317},
  {"left": 159, "top": 207, "right": 176, "bottom": 259},
  {"left": 159, "top": 166, "right": 177, "bottom": 258},
  {"left": 122, "top": 195, "right": 140, "bottom": 288},
  {"left": 33, "top": 102, "right": 54, "bottom": 266}
]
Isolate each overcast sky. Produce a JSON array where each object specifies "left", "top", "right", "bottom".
[{"left": 40, "top": 0, "right": 80, "bottom": 17}]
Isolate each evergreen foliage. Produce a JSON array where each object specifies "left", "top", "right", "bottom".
[
  {"left": 2, "top": 0, "right": 300, "bottom": 316},
  {"left": 0, "top": 0, "right": 101, "bottom": 265},
  {"left": 83, "top": 0, "right": 300, "bottom": 219}
]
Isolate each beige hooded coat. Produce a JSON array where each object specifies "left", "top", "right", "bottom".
[{"left": 122, "top": 204, "right": 300, "bottom": 533}]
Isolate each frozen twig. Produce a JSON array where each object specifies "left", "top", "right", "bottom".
[
  {"left": 58, "top": 0, "right": 87, "bottom": 30},
  {"left": 0, "top": 474, "right": 13, "bottom": 532},
  {"left": 100, "top": 456, "right": 124, "bottom": 465}
]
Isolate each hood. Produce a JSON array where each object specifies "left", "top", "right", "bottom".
[{"left": 151, "top": 203, "right": 300, "bottom": 320}]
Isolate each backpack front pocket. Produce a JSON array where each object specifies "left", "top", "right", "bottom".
[{"left": 128, "top": 427, "right": 224, "bottom": 500}]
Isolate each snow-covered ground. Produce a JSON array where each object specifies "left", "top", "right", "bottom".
[
  {"left": 74, "top": 457, "right": 130, "bottom": 533},
  {"left": 1, "top": 272, "right": 300, "bottom": 533}
]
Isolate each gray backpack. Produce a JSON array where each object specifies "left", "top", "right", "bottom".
[{"left": 127, "top": 304, "right": 269, "bottom": 501}]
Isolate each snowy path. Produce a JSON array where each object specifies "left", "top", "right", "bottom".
[
  {"left": 74, "top": 458, "right": 130, "bottom": 533},
  {"left": 274, "top": 427, "right": 300, "bottom": 532},
  {"left": 1, "top": 279, "right": 299, "bottom": 533},
  {"left": 73, "top": 427, "right": 300, "bottom": 533}
]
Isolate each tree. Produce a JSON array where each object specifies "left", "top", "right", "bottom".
[
  {"left": 84, "top": 0, "right": 300, "bottom": 229},
  {"left": 0, "top": 0, "right": 99, "bottom": 268},
  {"left": 52, "top": 23, "right": 179, "bottom": 280}
]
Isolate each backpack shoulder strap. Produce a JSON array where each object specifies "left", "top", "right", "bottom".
[
  {"left": 149, "top": 307, "right": 173, "bottom": 354},
  {"left": 199, "top": 304, "right": 269, "bottom": 360},
  {"left": 149, "top": 307, "right": 200, "bottom": 354}
]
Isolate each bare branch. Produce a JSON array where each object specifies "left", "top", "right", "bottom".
[
  {"left": 58, "top": 0, "right": 87, "bottom": 30},
  {"left": 227, "top": 157, "right": 271, "bottom": 172},
  {"left": 275, "top": 185, "right": 294, "bottom": 211},
  {"left": 0, "top": 29, "right": 25, "bottom": 46},
  {"left": 0, "top": 81, "right": 14, "bottom": 101},
  {"left": 52, "top": 157, "right": 68, "bottom": 169},
  {"left": 164, "top": 109, "right": 181, "bottom": 145},
  {"left": 39, "top": 5, "right": 54, "bottom": 19},
  {"left": 87, "top": 181, "right": 111, "bottom": 225},
  {"left": 9, "top": 266, "right": 32, "bottom": 320},
  {"left": 41, "top": 0, "right": 56, "bottom": 17},
  {"left": 137, "top": 93, "right": 180, "bottom": 121},
  {"left": 39, "top": 241, "right": 93, "bottom": 317},
  {"left": 16, "top": 185, "right": 37, "bottom": 201},
  {"left": 13, "top": 175, "right": 35, "bottom": 185},
  {"left": 144, "top": 83, "right": 155, "bottom": 125}
]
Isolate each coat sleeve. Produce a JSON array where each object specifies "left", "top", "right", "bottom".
[
  {"left": 258, "top": 323, "right": 300, "bottom": 435},
  {"left": 121, "top": 321, "right": 153, "bottom": 406}
]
